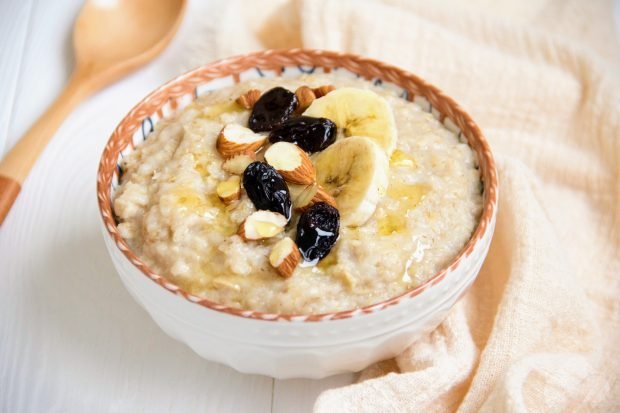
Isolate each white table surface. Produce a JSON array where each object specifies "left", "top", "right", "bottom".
[{"left": 0, "top": 1, "right": 355, "bottom": 411}]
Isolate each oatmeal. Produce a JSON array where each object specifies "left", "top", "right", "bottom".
[{"left": 113, "top": 74, "right": 482, "bottom": 314}]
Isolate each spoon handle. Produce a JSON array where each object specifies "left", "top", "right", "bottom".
[{"left": 0, "top": 71, "right": 91, "bottom": 225}]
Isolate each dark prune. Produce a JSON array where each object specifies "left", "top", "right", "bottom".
[
  {"left": 243, "top": 162, "right": 292, "bottom": 220},
  {"left": 269, "top": 116, "right": 337, "bottom": 153},
  {"left": 296, "top": 202, "right": 340, "bottom": 263},
  {"left": 248, "top": 87, "right": 298, "bottom": 132}
]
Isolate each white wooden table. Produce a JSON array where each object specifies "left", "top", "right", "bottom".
[{"left": 0, "top": 1, "right": 354, "bottom": 411}]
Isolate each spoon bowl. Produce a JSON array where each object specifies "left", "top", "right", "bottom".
[{"left": 74, "top": 0, "right": 186, "bottom": 86}]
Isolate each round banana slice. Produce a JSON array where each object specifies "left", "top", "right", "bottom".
[
  {"left": 314, "top": 136, "right": 389, "bottom": 227},
  {"left": 302, "top": 87, "right": 397, "bottom": 155}
]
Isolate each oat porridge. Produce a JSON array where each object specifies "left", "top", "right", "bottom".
[{"left": 113, "top": 74, "right": 482, "bottom": 314}]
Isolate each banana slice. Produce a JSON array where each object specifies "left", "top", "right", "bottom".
[
  {"left": 302, "top": 87, "right": 397, "bottom": 155},
  {"left": 314, "top": 136, "right": 389, "bottom": 227}
]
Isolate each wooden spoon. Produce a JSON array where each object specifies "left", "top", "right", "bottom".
[{"left": 0, "top": 0, "right": 186, "bottom": 224}]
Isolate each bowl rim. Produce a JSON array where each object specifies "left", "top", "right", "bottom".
[{"left": 97, "top": 48, "right": 498, "bottom": 322}]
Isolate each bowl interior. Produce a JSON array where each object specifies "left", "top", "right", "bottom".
[{"left": 97, "top": 49, "right": 498, "bottom": 322}]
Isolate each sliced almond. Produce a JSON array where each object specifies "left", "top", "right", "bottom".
[
  {"left": 264, "top": 142, "right": 315, "bottom": 185},
  {"left": 291, "top": 183, "right": 337, "bottom": 212},
  {"left": 235, "top": 89, "right": 262, "bottom": 109},
  {"left": 313, "top": 84, "right": 336, "bottom": 98},
  {"left": 216, "top": 176, "right": 241, "bottom": 205},
  {"left": 269, "top": 237, "right": 301, "bottom": 278},
  {"left": 222, "top": 150, "right": 257, "bottom": 175},
  {"left": 295, "top": 86, "right": 316, "bottom": 113},
  {"left": 217, "top": 124, "right": 267, "bottom": 158},
  {"left": 287, "top": 183, "right": 308, "bottom": 202},
  {"left": 238, "top": 210, "right": 287, "bottom": 241}
]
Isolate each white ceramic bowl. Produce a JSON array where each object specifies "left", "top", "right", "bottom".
[{"left": 97, "top": 49, "right": 498, "bottom": 379}]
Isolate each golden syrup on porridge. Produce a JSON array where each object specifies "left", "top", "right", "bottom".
[
  {"left": 172, "top": 188, "right": 237, "bottom": 235},
  {"left": 194, "top": 162, "right": 209, "bottom": 177},
  {"left": 199, "top": 101, "right": 245, "bottom": 119},
  {"left": 378, "top": 180, "right": 429, "bottom": 236},
  {"left": 173, "top": 187, "right": 207, "bottom": 212},
  {"left": 390, "top": 149, "right": 418, "bottom": 168}
]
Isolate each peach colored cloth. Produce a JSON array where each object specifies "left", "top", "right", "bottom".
[{"left": 187, "top": 0, "right": 620, "bottom": 410}]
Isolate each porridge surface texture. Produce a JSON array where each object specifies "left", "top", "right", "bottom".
[{"left": 113, "top": 74, "right": 482, "bottom": 314}]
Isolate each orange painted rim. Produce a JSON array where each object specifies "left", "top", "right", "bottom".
[{"left": 97, "top": 49, "right": 498, "bottom": 322}]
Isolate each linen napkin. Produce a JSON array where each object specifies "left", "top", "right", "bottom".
[{"left": 185, "top": 0, "right": 620, "bottom": 410}]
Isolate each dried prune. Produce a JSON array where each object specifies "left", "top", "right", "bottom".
[
  {"left": 248, "top": 87, "right": 298, "bottom": 132},
  {"left": 296, "top": 202, "right": 340, "bottom": 263},
  {"left": 243, "top": 162, "right": 292, "bottom": 220},
  {"left": 269, "top": 116, "right": 336, "bottom": 153}
]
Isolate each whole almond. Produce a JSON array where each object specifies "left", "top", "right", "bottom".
[
  {"left": 238, "top": 210, "right": 287, "bottom": 241},
  {"left": 216, "top": 176, "right": 241, "bottom": 205},
  {"left": 222, "top": 150, "right": 257, "bottom": 175},
  {"left": 217, "top": 124, "right": 267, "bottom": 158},
  {"left": 264, "top": 141, "right": 315, "bottom": 185},
  {"left": 269, "top": 237, "right": 301, "bottom": 278},
  {"left": 295, "top": 86, "right": 316, "bottom": 113},
  {"left": 235, "top": 89, "right": 262, "bottom": 109},
  {"left": 313, "top": 85, "right": 336, "bottom": 98}
]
